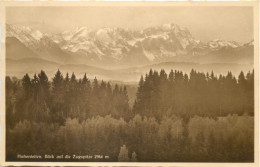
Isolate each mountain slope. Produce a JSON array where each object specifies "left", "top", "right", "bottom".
[
  {"left": 6, "top": 37, "right": 38, "bottom": 60},
  {"left": 191, "top": 44, "right": 254, "bottom": 64},
  {"left": 6, "top": 24, "right": 75, "bottom": 64}
]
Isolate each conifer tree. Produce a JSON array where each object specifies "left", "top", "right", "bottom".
[
  {"left": 118, "top": 145, "right": 129, "bottom": 162},
  {"left": 22, "top": 73, "right": 32, "bottom": 97}
]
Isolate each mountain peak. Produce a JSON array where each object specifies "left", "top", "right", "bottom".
[
  {"left": 208, "top": 39, "right": 240, "bottom": 49},
  {"left": 244, "top": 40, "right": 254, "bottom": 46},
  {"left": 6, "top": 24, "right": 44, "bottom": 49}
]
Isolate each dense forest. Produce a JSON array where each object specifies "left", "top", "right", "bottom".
[
  {"left": 133, "top": 69, "right": 254, "bottom": 120},
  {"left": 6, "top": 69, "right": 254, "bottom": 162}
]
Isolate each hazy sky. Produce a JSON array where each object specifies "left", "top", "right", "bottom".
[{"left": 6, "top": 6, "right": 253, "bottom": 43}]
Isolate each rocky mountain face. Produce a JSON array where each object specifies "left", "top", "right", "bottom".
[
  {"left": 6, "top": 23, "right": 253, "bottom": 68},
  {"left": 51, "top": 24, "right": 201, "bottom": 65}
]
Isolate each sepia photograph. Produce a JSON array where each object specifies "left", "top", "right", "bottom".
[{"left": 0, "top": 2, "right": 259, "bottom": 166}]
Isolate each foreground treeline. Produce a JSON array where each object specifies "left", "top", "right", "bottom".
[
  {"left": 133, "top": 69, "right": 254, "bottom": 120},
  {"left": 6, "top": 69, "right": 254, "bottom": 162},
  {"left": 7, "top": 115, "right": 253, "bottom": 162}
]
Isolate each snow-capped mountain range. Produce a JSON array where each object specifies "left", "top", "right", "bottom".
[{"left": 6, "top": 23, "right": 253, "bottom": 68}]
